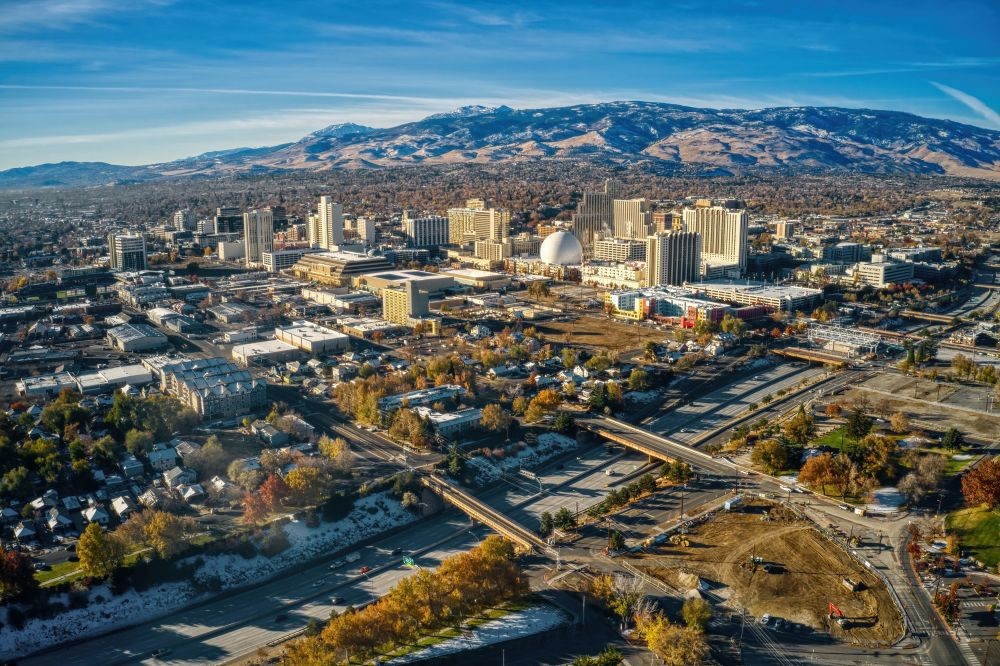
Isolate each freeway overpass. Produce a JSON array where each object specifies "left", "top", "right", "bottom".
[
  {"left": 772, "top": 347, "right": 851, "bottom": 365},
  {"left": 576, "top": 416, "right": 735, "bottom": 476},
  {"left": 901, "top": 309, "right": 959, "bottom": 324},
  {"left": 420, "top": 473, "right": 548, "bottom": 554}
]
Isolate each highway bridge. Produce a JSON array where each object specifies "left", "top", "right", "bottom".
[
  {"left": 576, "top": 416, "right": 735, "bottom": 476},
  {"left": 771, "top": 347, "right": 851, "bottom": 365},
  {"left": 901, "top": 310, "right": 959, "bottom": 324},
  {"left": 420, "top": 473, "right": 548, "bottom": 554}
]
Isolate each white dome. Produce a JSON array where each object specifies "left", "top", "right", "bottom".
[{"left": 539, "top": 230, "right": 583, "bottom": 266}]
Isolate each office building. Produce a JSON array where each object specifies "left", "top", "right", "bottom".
[
  {"left": 383, "top": 280, "right": 430, "bottom": 326},
  {"left": 682, "top": 206, "right": 748, "bottom": 272},
  {"left": 217, "top": 240, "right": 244, "bottom": 261},
  {"left": 107, "top": 233, "right": 147, "bottom": 271},
  {"left": 261, "top": 247, "right": 321, "bottom": 273},
  {"left": 404, "top": 214, "right": 450, "bottom": 247},
  {"left": 267, "top": 205, "right": 288, "bottom": 231},
  {"left": 447, "top": 199, "right": 510, "bottom": 244},
  {"left": 310, "top": 196, "right": 345, "bottom": 249},
  {"left": 510, "top": 234, "right": 541, "bottom": 256},
  {"left": 645, "top": 231, "right": 701, "bottom": 287},
  {"left": 214, "top": 207, "right": 244, "bottom": 234},
  {"left": 774, "top": 220, "right": 795, "bottom": 240},
  {"left": 823, "top": 242, "right": 872, "bottom": 264},
  {"left": 594, "top": 237, "right": 645, "bottom": 262},
  {"left": 355, "top": 217, "right": 377, "bottom": 243},
  {"left": 571, "top": 178, "right": 620, "bottom": 256},
  {"left": 613, "top": 198, "right": 653, "bottom": 240},
  {"left": 474, "top": 239, "right": 512, "bottom": 262},
  {"left": 243, "top": 209, "right": 274, "bottom": 268},
  {"left": 854, "top": 261, "right": 915, "bottom": 288},
  {"left": 172, "top": 209, "right": 195, "bottom": 231},
  {"left": 289, "top": 251, "right": 393, "bottom": 287},
  {"left": 686, "top": 282, "right": 821, "bottom": 312}
]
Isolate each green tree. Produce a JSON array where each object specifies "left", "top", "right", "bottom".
[
  {"left": 681, "top": 597, "right": 713, "bottom": 632},
  {"left": 538, "top": 512, "right": 554, "bottom": 537},
  {"left": 0, "top": 466, "right": 33, "bottom": 499},
  {"left": 751, "top": 439, "right": 788, "bottom": 473},
  {"left": 845, "top": 407, "right": 873, "bottom": 441},
  {"left": 77, "top": 523, "right": 125, "bottom": 579},
  {"left": 554, "top": 411, "right": 575, "bottom": 434},
  {"left": 942, "top": 427, "right": 964, "bottom": 451},
  {"left": 782, "top": 404, "right": 815, "bottom": 446},
  {"left": 124, "top": 429, "right": 154, "bottom": 457},
  {"left": 553, "top": 507, "right": 576, "bottom": 531},
  {"left": 446, "top": 445, "right": 465, "bottom": 479},
  {"left": 628, "top": 369, "right": 651, "bottom": 391},
  {"left": 608, "top": 530, "right": 626, "bottom": 551}
]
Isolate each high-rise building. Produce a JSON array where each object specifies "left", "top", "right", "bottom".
[
  {"left": 267, "top": 205, "right": 288, "bottom": 232},
  {"left": 107, "top": 233, "right": 147, "bottom": 271},
  {"left": 774, "top": 220, "right": 794, "bottom": 240},
  {"left": 356, "top": 217, "right": 377, "bottom": 243},
  {"left": 214, "top": 207, "right": 244, "bottom": 235},
  {"left": 404, "top": 214, "right": 450, "bottom": 247},
  {"left": 383, "top": 280, "right": 430, "bottom": 326},
  {"left": 644, "top": 231, "right": 701, "bottom": 287},
  {"left": 571, "top": 178, "right": 620, "bottom": 256},
  {"left": 652, "top": 211, "right": 683, "bottom": 233},
  {"left": 310, "top": 196, "right": 344, "bottom": 249},
  {"left": 682, "top": 206, "right": 748, "bottom": 272},
  {"left": 613, "top": 198, "right": 653, "bottom": 240},
  {"left": 243, "top": 209, "right": 274, "bottom": 268},
  {"left": 447, "top": 199, "right": 510, "bottom": 244},
  {"left": 474, "top": 239, "right": 512, "bottom": 262},
  {"left": 171, "top": 209, "right": 195, "bottom": 231}
]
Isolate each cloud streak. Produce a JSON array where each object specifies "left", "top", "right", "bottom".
[{"left": 932, "top": 82, "right": 1000, "bottom": 128}]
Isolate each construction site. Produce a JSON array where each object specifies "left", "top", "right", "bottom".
[{"left": 634, "top": 499, "right": 905, "bottom": 647}]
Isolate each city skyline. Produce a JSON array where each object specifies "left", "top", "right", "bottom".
[{"left": 1, "top": 0, "right": 998, "bottom": 169}]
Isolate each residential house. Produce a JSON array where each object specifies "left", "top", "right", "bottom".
[
  {"left": 163, "top": 466, "right": 197, "bottom": 488},
  {"left": 251, "top": 420, "right": 289, "bottom": 447},
  {"left": 120, "top": 455, "right": 145, "bottom": 479},
  {"left": 46, "top": 508, "right": 73, "bottom": 532},
  {"left": 174, "top": 440, "right": 202, "bottom": 465},
  {"left": 177, "top": 483, "right": 206, "bottom": 503},
  {"left": 111, "top": 495, "right": 139, "bottom": 519},
  {"left": 14, "top": 521, "right": 36, "bottom": 541},
  {"left": 148, "top": 445, "right": 178, "bottom": 472},
  {"left": 83, "top": 506, "right": 110, "bottom": 526}
]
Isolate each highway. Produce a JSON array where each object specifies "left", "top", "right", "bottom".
[
  {"left": 644, "top": 362, "right": 825, "bottom": 444},
  {"left": 22, "top": 515, "right": 487, "bottom": 666}
]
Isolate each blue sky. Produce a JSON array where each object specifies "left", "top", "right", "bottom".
[{"left": 1, "top": 0, "right": 998, "bottom": 169}]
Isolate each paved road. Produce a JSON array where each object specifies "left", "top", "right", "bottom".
[{"left": 646, "top": 362, "right": 824, "bottom": 443}]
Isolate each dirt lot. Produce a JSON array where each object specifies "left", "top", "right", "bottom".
[
  {"left": 851, "top": 373, "right": 1000, "bottom": 441},
  {"left": 635, "top": 501, "right": 904, "bottom": 647},
  {"left": 534, "top": 315, "right": 652, "bottom": 354}
]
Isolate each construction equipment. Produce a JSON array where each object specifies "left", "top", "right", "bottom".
[{"left": 828, "top": 602, "right": 849, "bottom": 628}]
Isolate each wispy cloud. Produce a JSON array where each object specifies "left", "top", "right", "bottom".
[
  {"left": 0, "top": 84, "right": 458, "bottom": 105},
  {"left": 931, "top": 82, "right": 1000, "bottom": 128},
  {"left": 0, "top": 0, "right": 170, "bottom": 34}
]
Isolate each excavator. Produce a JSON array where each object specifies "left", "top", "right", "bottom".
[{"left": 828, "top": 602, "right": 849, "bottom": 628}]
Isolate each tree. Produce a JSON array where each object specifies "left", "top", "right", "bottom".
[
  {"left": 782, "top": 404, "right": 815, "bottom": 447},
  {"left": 845, "top": 407, "right": 873, "bottom": 441},
  {"left": 889, "top": 411, "right": 910, "bottom": 434},
  {"left": 480, "top": 404, "right": 512, "bottom": 435},
  {"left": 681, "top": 597, "right": 712, "bottom": 632},
  {"left": 187, "top": 436, "right": 228, "bottom": 477},
  {"left": 825, "top": 402, "right": 843, "bottom": 418},
  {"left": 0, "top": 466, "right": 33, "bottom": 500},
  {"left": 259, "top": 473, "right": 291, "bottom": 509},
  {"left": 637, "top": 613, "right": 709, "bottom": 666},
  {"left": 318, "top": 435, "right": 351, "bottom": 470},
  {"left": 0, "top": 546, "right": 37, "bottom": 601},
  {"left": 628, "top": 369, "right": 651, "bottom": 391},
  {"left": 511, "top": 396, "right": 528, "bottom": 416},
  {"left": 751, "top": 439, "right": 788, "bottom": 473},
  {"left": 77, "top": 522, "right": 125, "bottom": 579},
  {"left": 942, "top": 427, "right": 965, "bottom": 451},
  {"left": 561, "top": 348, "right": 579, "bottom": 369},
  {"left": 538, "top": 512, "right": 554, "bottom": 537},
  {"left": 643, "top": 341, "right": 658, "bottom": 360},
  {"left": 144, "top": 511, "right": 195, "bottom": 559},
  {"left": 553, "top": 507, "right": 576, "bottom": 531},
  {"left": 961, "top": 457, "right": 1000, "bottom": 508},
  {"left": 446, "top": 445, "right": 464, "bottom": 479},
  {"left": 858, "top": 434, "right": 898, "bottom": 480},
  {"left": 608, "top": 530, "right": 626, "bottom": 551},
  {"left": 228, "top": 459, "right": 264, "bottom": 490},
  {"left": 124, "top": 429, "right": 155, "bottom": 457},
  {"left": 720, "top": 313, "right": 746, "bottom": 338},
  {"left": 285, "top": 466, "right": 330, "bottom": 505},
  {"left": 798, "top": 452, "right": 836, "bottom": 495},
  {"left": 241, "top": 491, "right": 269, "bottom": 525},
  {"left": 554, "top": 411, "right": 575, "bottom": 434}
]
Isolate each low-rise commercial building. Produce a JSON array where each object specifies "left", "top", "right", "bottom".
[
  {"left": 231, "top": 339, "right": 301, "bottom": 367},
  {"left": 107, "top": 323, "right": 168, "bottom": 352},
  {"left": 275, "top": 320, "right": 350, "bottom": 354},
  {"left": 289, "top": 251, "right": 393, "bottom": 287},
  {"left": 685, "top": 282, "right": 822, "bottom": 312},
  {"left": 854, "top": 260, "right": 915, "bottom": 288}
]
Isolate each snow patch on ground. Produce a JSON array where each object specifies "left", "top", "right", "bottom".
[
  {"left": 0, "top": 582, "right": 197, "bottom": 660},
  {"left": 192, "top": 493, "right": 415, "bottom": 589},
  {"left": 466, "top": 433, "right": 578, "bottom": 486},
  {"left": 626, "top": 390, "right": 659, "bottom": 404},
  {"left": 1, "top": 493, "right": 415, "bottom": 660},
  {"left": 390, "top": 603, "right": 568, "bottom": 663},
  {"left": 865, "top": 487, "right": 905, "bottom": 514}
]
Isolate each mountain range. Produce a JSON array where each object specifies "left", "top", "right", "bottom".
[{"left": 3, "top": 101, "right": 1000, "bottom": 188}]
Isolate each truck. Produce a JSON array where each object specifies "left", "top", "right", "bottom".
[
  {"left": 724, "top": 495, "right": 744, "bottom": 511},
  {"left": 345, "top": 552, "right": 361, "bottom": 564}
]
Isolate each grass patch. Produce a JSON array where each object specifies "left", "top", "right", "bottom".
[
  {"left": 946, "top": 506, "right": 1000, "bottom": 568},
  {"left": 378, "top": 598, "right": 536, "bottom": 661},
  {"left": 35, "top": 559, "right": 83, "bottom": 586},
  {"left": 811, "top": 425, "right": 855, "bottom": 451}
]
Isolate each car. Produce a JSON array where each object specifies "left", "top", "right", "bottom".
[
  {"left": 151, "top": 648, "right": 171, "bottom": 658},
  {"left": 331, "top": 596, "right": 344, "bottom": 604},
  {"left": 358, "top": 566, "right": 371, "bottom": 575},
  {"left": 759, "top": 613, "right": 771, "bottom": 625},
  {"left": 753, "top": 375, "right": 764, "bottom": 380},
  {"left": 390, "top": 548, "right": 403, "bottom": 556},
  {"left": 274, "top": 613, "right": 288, "bottom": 623},
  {"left": 773, "top": 618, "right": 786, "bottom": 630},
  {"left": 329, "top": 559, "right": 345, "bottom": 569},
  {"left": 33, "top": 562, "right": 51, "bottom": 571}
]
